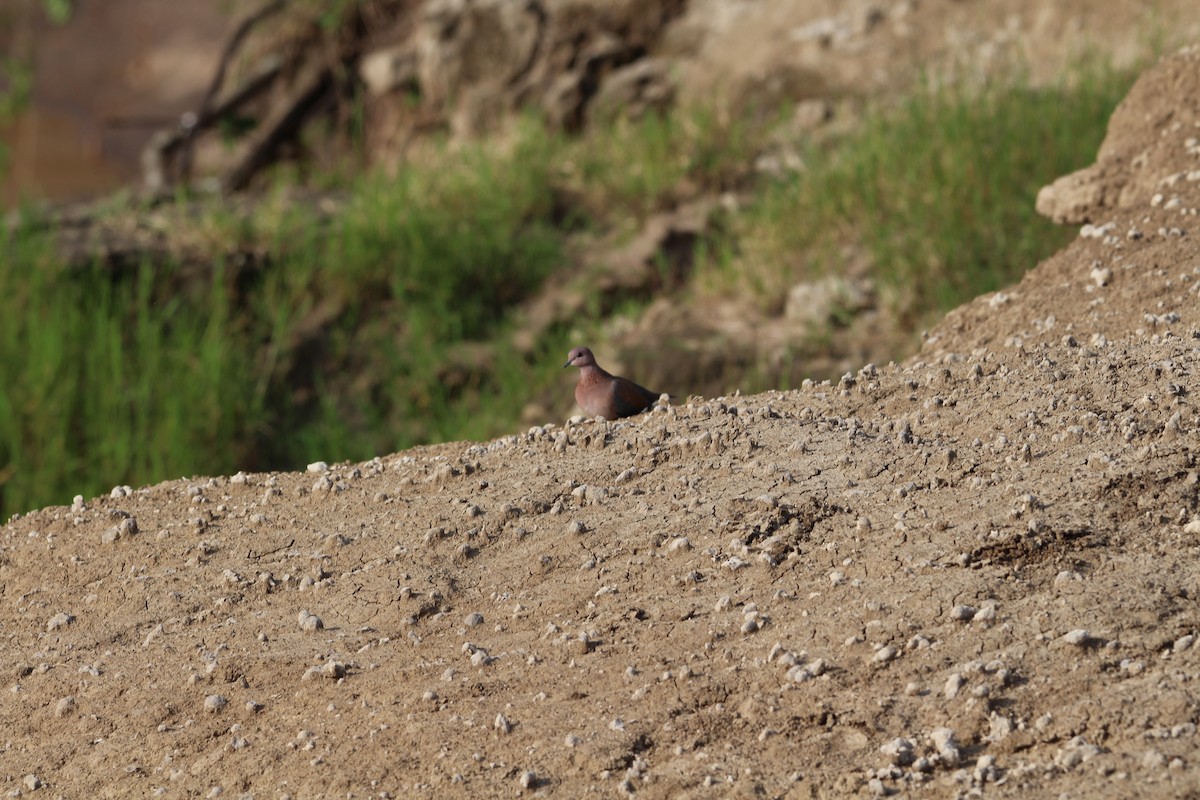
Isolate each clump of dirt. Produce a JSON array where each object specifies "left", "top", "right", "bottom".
[{"left": 2, "top": 44, "right": 1199, "bottom": 798}]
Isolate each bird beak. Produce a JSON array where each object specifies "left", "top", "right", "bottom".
[{"left": 563, "top": 358, "right": 572, "bottom": 368}]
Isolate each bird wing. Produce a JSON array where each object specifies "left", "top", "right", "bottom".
[{"left": 610, "top": 377, "right": 662, "bottom": 418}]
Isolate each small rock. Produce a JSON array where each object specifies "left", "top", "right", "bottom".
[
  {"left": 880, "top": 737, "right": 915, "bottom": 766},
  {"left": 298, "top": 611, "right": 324, "bottom": 633},
  {"left": 46, "top": 612, "right": 75, "bottom": 631},
  {"left": 54, "top": 696, "right": 76, "bottom": 718},
  {"left": 204, "top": 694, "right": 228, "bottom": 713},
  {"left": 931, "top": 727, "right": 961, "bottom": 766},
  {"left": 973, "top": 753, "right": 998, "bottom": 783},
  {"left": 302, "top": 660, "right": 347, "bottom": 681},
  {"left": 972, "top": 604, "right": 997, "bottom": 623},
  {"left": 667, "top": 536, "right": 692, "bottom": 553},
  {"left": 1090, "top": 266, "right": 1112, "bottom": 287},
  {"left": 1063, "top": 629, "right": 1091, "bottom": 646},
  {"left": 950, "top": 605, "right": 976, "bottom": 621}
]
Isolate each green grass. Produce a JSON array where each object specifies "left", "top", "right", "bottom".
[
  {"left": 0, "top": 59, "right": 1142, "bottom": 519},
  {"left": 562, "top": 105, "right": 759, "bottom": 219},
  {"left": 0, "top": 127, "right": 577, "bottom": 516},
  {"left": 0, "top": 224, "right": 262, "bottom": 513},
  {"left": 704, "top": 62, "right": 1138, "bottom": 326}
]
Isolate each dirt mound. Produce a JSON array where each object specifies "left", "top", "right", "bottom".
[{"left": 3, "top": 46, "right": 1200, "bottom": 798}]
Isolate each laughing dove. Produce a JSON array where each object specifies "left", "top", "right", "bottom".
[{"left": 564, "top": 346, "right": 665, "bottom": 420}]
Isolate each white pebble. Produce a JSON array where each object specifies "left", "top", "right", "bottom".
[
  {"left": 54, "top": 696, "right": 76, "bottom": 718},
  {"left": 304, "top": 660, "right": 346, "bottom": 681},
  {"left": 1063, "top": 629, "right": 1090, "bottom": 646},
  {"left": 307, "top": 461, "right": 329, "bottom": 473},
  {"left": 972, "top": 605, "right": 996, "bottom": 623},
  {"left": 46, "top": 612, "right": 75, "bottom": 631},
  {"left": 1054, "top": 570, "right": 1082, "bottom": 585},
  {"left": 949, "top": 605, "right": 976, "bottom": 621},
  {"left": 298, "top": 611, "right": 324, "bottom": 632},
  {"left": 873, "top": 645, "right": 898, "bottom": 663},
  {"left": 930, "top": 727, "right": 961, "bottom": 766},
  {"left": 667, "top": 536, "right": 692, "bottom": 553},
  {"left": 880, "top": 738, "right": 915, "bottom": 766},
  {"left": 974, "top": 753, "right": 997, "bottom": 783},
  {"left": 204, "top": 695, "right": 228, "bottom": 713}
]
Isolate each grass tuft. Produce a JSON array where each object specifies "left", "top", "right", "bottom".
[{"left": 705, "top": 61, "right": 1137, "bottom": 325}]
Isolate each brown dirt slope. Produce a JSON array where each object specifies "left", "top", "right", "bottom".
[{"left": 2, "top": 46, "right": 1200, "bottom": 799}]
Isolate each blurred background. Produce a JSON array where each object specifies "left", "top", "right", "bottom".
[
  {"left": 1, "top": 0, "right": 1195, "bottom": 518},
  {"left": 1, "top": 0, "right": 232, "bottom": 205}
]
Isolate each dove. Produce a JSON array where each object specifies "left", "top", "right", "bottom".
[{"left": 563, "top": 346, "right": 664, "bottom": 420}]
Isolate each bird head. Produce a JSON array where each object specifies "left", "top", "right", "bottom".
[{"left": 564, "top": 346, "right": 596, "bottom": 369}]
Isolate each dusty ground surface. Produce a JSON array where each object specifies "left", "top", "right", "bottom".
[{"left": 3, "top": 42, "right": 1200, "bottom": 800}]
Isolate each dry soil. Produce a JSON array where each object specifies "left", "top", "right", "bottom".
[{"left": 3, "top": 40, "right": 1200, "bottom": 800}]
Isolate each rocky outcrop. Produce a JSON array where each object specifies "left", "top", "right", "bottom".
[
  {"left": 929, "top": 43, "right": 1200, "bottom": 357},
  {"left": 1037, "top": 44, "right": 1200, "bottom": 224},
  {"left": 362, "top": 0, "right": 687, "bottom": 137},
  {"left": 359, "top": 0, "right": 1200, "bottom": 152}
]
